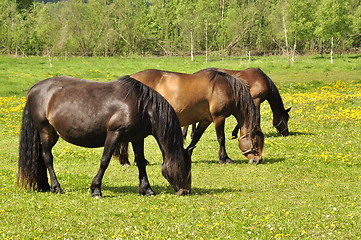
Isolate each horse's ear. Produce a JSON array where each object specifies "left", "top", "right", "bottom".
[
  {"left": 187, "top": 146, "right": 196, "bottom": 155},
  {"left": 286, "top": 107, "right": 291, "bottom": 112}
]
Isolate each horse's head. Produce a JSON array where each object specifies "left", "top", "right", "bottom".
[
  {"left": 238, "top": 126, "right": 264, "bottom": 164},
  {"left": 273, "top": 107, "right": 291, "bottom": 136},
  {"left": 162, "top": 147, "right": 193, "bottom": 195}
]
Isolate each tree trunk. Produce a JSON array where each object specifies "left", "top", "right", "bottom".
[
  {"left": 205, "top": 20, "right": 208, "bottom": 63},
  {"left": 190, "top": 25, "right": 194, "bottom": 61},
  {"left": 330, "top": 36, "right": 334, "bottom": 64},
  {"left": 292, "top": 34, "right": 297, "bottom": 62},
  {"left": 282, "top": 8, "right": 290, "bottom": 65}
]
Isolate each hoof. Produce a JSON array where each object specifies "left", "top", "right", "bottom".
[
  {"left": 51, "top": 186, "right": 64, "bottom": 194},
  {"left": 176, "top": 189, "right": 191, "bottom": 196},
  {"left": 37, "top": 185, "right": 51, "bottom": 192},
  {"left": 91, "top": 191, "right": 103, "bottom": 198},
  {"left": 121, "top": 163, "right": 131, "bottom": 167},
  {"left": 139, "top": 188, "right": 156, "bottom": 196},
  {"left": 219, "top": 159, "right": 234, "bottom": 164},
  {"left": 248, "top": 159, "right": 263, "bottom": 164},
  {"left": 91, "top": 188, "right": 102, "bottom": 198}
]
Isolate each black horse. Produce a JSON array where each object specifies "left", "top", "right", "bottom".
[{"left": 18, "top": 76, "right": 192, "bottom": 197}]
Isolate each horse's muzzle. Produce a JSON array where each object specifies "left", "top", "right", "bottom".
[{"left": 248, "top": 156, "right": 263, "bottom": 164}]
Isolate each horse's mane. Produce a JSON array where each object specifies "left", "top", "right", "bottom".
[
  {"left": 116, "top": 76, "right": 184, "bottom": 154},
  {"left": 204, "top": 69, "right": 259, "bottom": 129},
  {"left": 257, "top": 68, "right": 287, "bottom": 112}
]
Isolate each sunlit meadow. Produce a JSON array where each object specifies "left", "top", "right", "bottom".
[{"left": 0, "top": 55, "right": 360, "bottom": 239}]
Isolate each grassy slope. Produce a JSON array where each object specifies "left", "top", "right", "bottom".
[{"left": 0, "top": 55, "right": 360, "bottom": 239}]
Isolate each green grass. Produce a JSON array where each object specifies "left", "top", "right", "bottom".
[{"left": 0, "top": 55, "right": 361, "bottom": 239}]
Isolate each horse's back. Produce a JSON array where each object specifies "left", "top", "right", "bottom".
[
  {"left": 130, "top": 69, "right": 165, "bottom": 88},
  {"left": 26, "top": 76, "right": 145, "bottom": 147},
  {"left": 210, "top": 68, "right": 268, "bottom": 103},
  {"left": 26, "top": 77, "right": 83, "bottom": 124},
  {"left": 27, "top": 76, "right": 97, "bottom": 105},
  {"left": 131, "top": 69, "right": 219, "bottom": 125}
]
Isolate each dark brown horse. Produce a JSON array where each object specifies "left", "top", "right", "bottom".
[
  {"left": 185, "top": 68, "right": 290, "bottom": 138},
  {"left": 18, "top": 76, "right": 192, "bottom": 197},
  {"left": 118, "top": 69, "right": 264, "bottom": 165}
]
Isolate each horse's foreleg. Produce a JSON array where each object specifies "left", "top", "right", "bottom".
[
  {"left": 186, "top": 121, "right": 211, "bottom": 154},
  {"left": 231, "top": 125, "right": 239, "bottom": 139},
  {"left": 132, "top": 141, "right": 155, "bottom": 196},
  {"left": 91, "top": 132, "right": 119, "bottom": 198},
  {"left": 214, "top": 117, "right": 234, "bottom": 164}
]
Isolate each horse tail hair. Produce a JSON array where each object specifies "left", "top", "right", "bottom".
[
  {"left": 18, "top": 102, "right": 48, "bottom": 191},
  {"left": 113, "top": 142, "right": 130, "bottom": 166}
]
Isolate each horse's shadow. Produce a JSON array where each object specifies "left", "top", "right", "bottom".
[
  {"left": 229, "top": 130, "right": 313, "bottom": 139},
  {"left": 72, "top": 156, "right": 286, "bottom": 198},
  {"left": 262, "top": 131, "right": 313, "bottom": 138},
  {"left": 287, "top": 131, "right": 314, "bottom": 137},
  {"left": 102, "top": 185, "right": 242, "bottom": 197},
  {"left": 192, "top": 157, "right": 286, "bottom": 165}
]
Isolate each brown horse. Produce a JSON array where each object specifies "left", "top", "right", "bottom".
[
  {"left": 18, "top": 76, "right": 192, "bottom": 197},
  {"left": 118, "top": 69, "right": 264, "bottom": 165},
  {"left": 185, "top": 68, "right": 290, "bottom": 138}
]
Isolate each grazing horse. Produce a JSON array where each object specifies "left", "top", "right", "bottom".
[
  {"left": 185, "top": 68, "right": 291, "bottom": 138},
  {"left": 18, "top": 76, "right": 192, "bottom": 197},
  {"left": 117, "top": 69, "right": 264, "bottom": 165}
]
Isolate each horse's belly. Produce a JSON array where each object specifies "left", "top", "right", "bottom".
[
  {"left": 177, "top": 104, "right": 212, "bottom": 126},
  {"left": 58, "top": 130, "right": 107, "bottom": 148}
]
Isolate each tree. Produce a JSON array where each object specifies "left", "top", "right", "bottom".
[
  {"left": 286, "top": 0, "right": 316, "bottom": 54},
  {"left": 0, "top": 0, "right": 27, "bottom": 55},
  {"left": 16, "top": 0, "right": 35, "bottom": 11},
  {"left": 58, "top": 0, "right": 115, "bottom": 56},
  {"left": 269, "top": 0, "right": 316, "bottom": 60},
  {"left": 314, "top": 0, "right": 352, "bottom": 63},
  {"left": 350, "top": 3, "right": 361, "bottom": 48}
]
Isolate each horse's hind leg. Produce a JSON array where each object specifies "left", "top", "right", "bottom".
[
  {"left": 132, "top": 141, "right": 155, "bottom": 196},
  {"left": 186, "top": 121, "right": 211, "bottom": 154},
  {"left": 214, "top": 117, "right": 234, "bottom": 164},
  {"left": 39, "top": 128, "right": 63, "bottom": 193},
  {"left": 182, "top": 126, "right": 189, "bottom": 139}
]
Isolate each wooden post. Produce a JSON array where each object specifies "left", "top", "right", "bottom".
[{"left": 330, "top": 37, "right": 334, "bottom": 64}]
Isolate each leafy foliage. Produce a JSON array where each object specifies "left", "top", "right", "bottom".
[{"left": 0, "top": 0, "right": 360, "bottom": 56}]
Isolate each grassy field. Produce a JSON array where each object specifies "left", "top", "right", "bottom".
[{"left": 0, "top": 55, "right": 360, "bottom": 239}]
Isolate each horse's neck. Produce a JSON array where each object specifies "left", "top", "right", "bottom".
[
  {"left": 266, "top": 81, "right": 286, "bottom": 117},
  {"left": 152, "top": 128, "right": 182, "bottom": 161}
]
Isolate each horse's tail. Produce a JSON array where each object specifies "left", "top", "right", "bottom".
[
  {"left": 113, "top": 143, "right": 131, "bottom": 166},
  {"left": 18, "top": 102, "right": 48, "bottom": 191}
]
